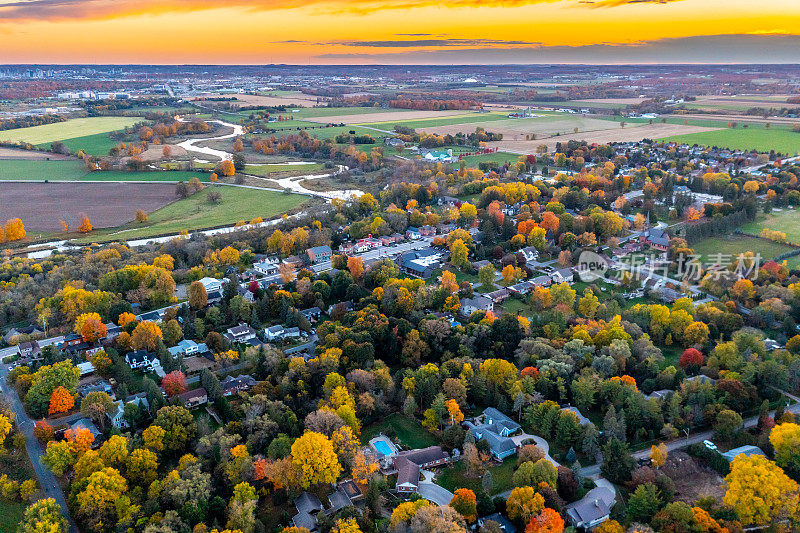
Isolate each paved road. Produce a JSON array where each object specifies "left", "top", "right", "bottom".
[
  {"left": 581, "top": 391, "right": 800, "bottom": 479},
  {"left": 0, "top": 363, "right": 78, "bottom": 533}
]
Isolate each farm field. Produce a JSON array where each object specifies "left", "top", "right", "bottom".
[
  {"left": 0, "top": 181, "right": 179, "bottom": 233},
  {"left": 424, "top": 114, "right": 632, "bottom": 141},
  {"left": 38, "top": 131, "right": 119, "bottom": 156},
  {"left": 291, "top": 106, "right": 408, "bottom": 119},
  {"left": 0, "top": 147, "right": 73, "bottom": 160},
  {"left": 0, "top": 159, "right": 208, "bottom": 182},
  {"left": 74, "top": 185, "right": 308, "bottom": 243},
  {"left": 304, "top": 109, "right": 472, "bottom": 125},
  {"left": 245, "top": 162, "right": 324, "bottom": 176},
  {"left": 742, "top": 209, "right": 800, "bottom": 243},
  {"left": 0, "top": 116, "right": 141, "bottom": 144},
  {"left": 664, "top": 125, "right": 800, "bottom": 154},
  {"left": 359, "top": 111, "right": 523, "bottom": 131},
  {"left": 690, "top": 234, "right": 796, "bottom": 265},
  {"left": 489, "top": 123, "right": 719, "bottom": 153}
]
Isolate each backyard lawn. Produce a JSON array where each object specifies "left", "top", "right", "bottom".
[
  {"left": 436, "top": 456, "right": 517, "bottom": 495},
  {"left": 361, "top": 413, "right": 439, "bottom": 450}
]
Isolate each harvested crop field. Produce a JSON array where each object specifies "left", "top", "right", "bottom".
[
  {"left": 489, "top": 123, "right": 721, "bottom": 152},
  {"left": 0, "top": 182, "right": 178, "bottom": 232},
  {"left": 305, "top": 109, "right": 472, "bottom": 125},
  {"left": 423, "top": 116, "right": 626, "bottom": 140},
  {"left": 0, "top": 147, "right": 73, "bottom": 160},
  {"left": 0, "top": 116, "right": 141, "bottom": 145},
  {"left": 228, "top": 93, "right": 322, "bottom": 108}
]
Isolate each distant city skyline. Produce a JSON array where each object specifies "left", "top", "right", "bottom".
[{"left": 0, "top": 0, "right": 798, "bottom": 64}]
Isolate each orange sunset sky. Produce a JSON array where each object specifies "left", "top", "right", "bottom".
[{"left": 0, "top": 0, "right": 799, "bottom": 63}]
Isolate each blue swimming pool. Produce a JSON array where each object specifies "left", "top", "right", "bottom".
[{"left": 373, "top": 440, "right": 395, "bottom": 456}]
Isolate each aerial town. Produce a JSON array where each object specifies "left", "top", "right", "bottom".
[{"left": 1, "top": 11, "right": 800, "bottom": 533}]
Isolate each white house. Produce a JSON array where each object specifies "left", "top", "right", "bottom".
[
  {"left": 125, "top": 350, "right": 155, "bottom": 370},
  {"left": 198, "top": 277, "right": 224, "bottom": 293},
  {"left": 264, "top": 325, "right": 301, "bottom": 341},
  {"left": 168, "top": 339, "right": 200, "bottom": 357},
  {"left": 254, "top": 260, "right": 279, "bottom": 276},
  {"left": 225, "top": 323, "right": 258, "bottom": 344},
  {"left": 108, "top": 394, "right": 150, "bottom": 429},
  {"left": 460, "top": 296, "right": 494, "bottom": 316}
]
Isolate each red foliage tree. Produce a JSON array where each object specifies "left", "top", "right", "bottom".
[
  {"left": 521, "top": 367, "right": 540, "bottom": 379},
  {"left": 161, "top": 371, "right": 187, "bottom": 397},
  {"left": 34, "top": 419, "right": 54, "bottom": 444},
  {"left": 679, "top": 348, "right": 704, "bottom": 369},
  {"left": 48, "top": 386, "right": 75, "bottom": 416}
]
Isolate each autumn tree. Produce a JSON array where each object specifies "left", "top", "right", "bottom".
[
  {"left": 154, "top": 406, "right": 197, "bottom": 454},
  {"left": 76, "top": 467, "right": 128, "bottom": 531},
  {"left": 650, "top": 443, "right": 667, "bottom": 468},
  {"left": 77, "top": 213, "right": 93, "bottom": 233},
  {"left": 4, "top": 218, "right": 26, "bottom": 241},
  {"left": 347, "top": 256, "right": 364, "bottom": 280},
  {"left": 769, "top": 422, "right": 800, "bottom": 475},
  {"left": 48, "top": 386, "right": 75, "bottom": 416},
  {"left": 446, "top": 399, "right": 464, "bottom": 425},
  {"left": 130, "top": 321, "right": 163, "bottom": 352},
  {"left": 162, "top": 371, "right": 188, "bottom": 397},
  {"left": 143, "top": 425, "right": 166, "bottom": 452},
  {"left": 135, "top": 209, "right": 148, "bottom": 223},
  {"left": 450, "top": 238, "right": 469, "bottom": 269},
  {"left": 506, "top": 486, "right": 545, "bottom": 523},
  {"left": 351, "top": 451, "right": 378, "bottom": 484},
  {"left": 724, "top": 454, "right": 799, "bottom": 525},
  {"left": 450, "top": 488, "right": 478, "bottom": 522},
  {"left": 219, "top": 159, "right": 235, "bottom": 177},
  {"left": 33, "top": 419, "right": 54, "bottom": 444},
  {"left": 188, "top": 280, "right": 208, "bottom": 309},
  {"left": 291, "top": 431, "right": 341, "bottom": 488},
  {"left": 17, "top": 498, "right": 67, "bottom": 533},
  {"left": 525, "top": 508, "right": 564, "bottom": 533}
]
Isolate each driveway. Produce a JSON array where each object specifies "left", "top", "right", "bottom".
[
  {"left": 0, "top": 363, "right": 78, "bottom": 532},
  {"left": 418, "top": 471, "right": 454, "bottom": 506}
]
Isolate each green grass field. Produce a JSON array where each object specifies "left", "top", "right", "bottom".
[
  {"left": 664, "top": 125, "right": 800, "bottom": 154},
  {"left": 360, "top": 413, "right": 439, "bottom": 449},
  {"left": 0, "top": 159, "right": 209, "bottom": 182},
  {"left": 0, "top": 116, "right": 142, "bottom": 144},
  {"left": 76, "top": 185, "right": 307, "bottom": 243},
  {"left": 38, "top": 132, "right": 119, "bottom": 156},
  {"left": 743, "top": 209, "right": 800, "bottom": 243},
  {"left": 245, "top": 162, "right": 324, "bottom": 176},
  {"left": 691, "top": 234, "right": 796, "bottom": 263}
]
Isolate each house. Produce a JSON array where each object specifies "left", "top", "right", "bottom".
[
  {"left": 225, "top": 323, "right": 257, "bottom": 344},
  {"left": 354, "top": 237, "right": 380, "bottom": 252},
  {"left": 306, "top": 245, "right": 333, "bottom": 264},
  {"left": 685, "top": 375, "right": 716, "bottom": 385},
  {"left": 397, "top": 248, "right": 444, "bottom": 279},
  {"left": 722, "top": 445, "right": 766, "bottom": 462},
  {"left": 78, "top": 379, "right": 114, "bottom": 398},
  {"left": 478, "top": 514, "right": 517, "bottom": 533},
  {"left": 221, "top": 374, "right": 257, "bottom": 396},
  {"left": 394, "top": 446, "right": 450, "bottom": 493},
  {"left": 485, "top": 289, "right": 510, "bottom": 303},
  {"left": 125, "top": 350, "right": 155, "bottom": 370},
  {"left": 566, "top": 486, "right": 616, "bottom": 529},
  {"left": 168, "top": 339, "right": 200, "bottom": 358},
  {"left": 108, "top": 393, "right": 150, "bottom": 429},
  {"left": 68, "top": 418, "right": 103, "bottom": 448},
  {"left": 406, "top": 227, "right": 422, "bottom": 240},
  {"left": 461, "top": 296, "right": 494, "bottom": 316},
  {"left": 646, "top": 389, "right": 674, "bottom": 400},
  {"left": 76, "top": 361, "right": 96, "bottom": 377},
  {"left": 465, "top": 408, "right": 520, "bottom": 461},
  {"left": 17, "top": 340, "right": 42, "bottom": 360},
  {"left": 419, "top": 225, "right": 436, "bottom": 237},
  {"left": 4, "top": 325, "right": 44, "bottom": 344},
  {"left": 508, "top": 281, "right": 534, "bottom": 296},
  {"left": 328, "top": 301, "right": 354, "bottom": 316},
  {"left": 198, "top": 277, "right": 224, "bottom": 293},
  {"left": 62, "top": 332, "right": 83, "bottom": 349},
  {"left": 207, "top": 290, "right": 223, "bottom": 305},
  {"left": 551, "top": 267, "right": 574, "bottom": 284},
  {"left": 530, "top": 275, "right": 552, "bottom": 288},
  {"left": 177, "top": 387, "right": 208, "bottom": 409},
  {"left": 385, "top": 137, "right": 406, "bottom": 148},
  {"left": 438, "top": 196, "right": 461, "bottom": 208},
  {"left": 519, "top": 246, "right": 539, "bottom": 263},
  {"left": 301, "top": 307, "right": 323, "bottom": 322},
  {"left": 472, "top": 259, "right": 492, "bottom": 270},
  {"left": 640, "top": 228, "right": 670, "bottom": 252},
  {"left": 264, "top": 325, "right": 302, "bottom": 341},
  {"left": 292, "top": 492, "right": 324, "bottom": 531},
  {"left": 253, "top": 259, "right": 279, "bottom": 276}
]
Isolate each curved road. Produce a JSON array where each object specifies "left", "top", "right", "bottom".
[{"left": 0, "top": 362, "right": 78, "bottom": 533}]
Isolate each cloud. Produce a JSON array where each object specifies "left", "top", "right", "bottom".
[
  {"left": 332, "top": 38, "right": 541, "bottom": 48},
  {"left": 0, "top": 0, "right": 685, "bottom": 21},
  {"left": 315, "top": 34, "right": 800, "bottom": 64}
]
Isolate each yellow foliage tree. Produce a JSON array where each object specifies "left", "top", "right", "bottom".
[
  {"left": 290, "top": 431, "right": 341, "bottom": 488},
  {"left": 723, "top": 454, "right": 799, "bottom": 525}
]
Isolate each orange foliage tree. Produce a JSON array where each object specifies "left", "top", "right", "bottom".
[
  {"left": 525, "top": 508, "right": 564, "bottom": 533},
  {"left": 48, "top": 386, "right": 75, "bottom": 416},
  {"left": 77, "top": 213, "right": 93, "bottom": 233},
  {"left": 347, "top": 256, "right": 364, "bottom": 280},
  {"left": 161, "top": 371, "right": 187, "bottom": 397},
  {"left": 4, "top": 218, "right": 26, "bottom": 242}
]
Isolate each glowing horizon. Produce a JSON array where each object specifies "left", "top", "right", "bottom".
[{"left": 0, "top": 0, "right": 798, "bottom": 64}]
